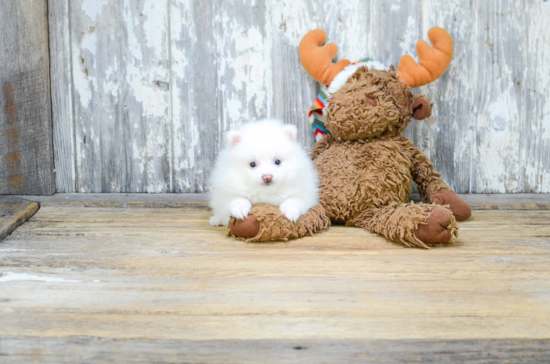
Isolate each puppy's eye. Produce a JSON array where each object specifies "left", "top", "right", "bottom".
[
  {"left": 250, "top": 162, "right": 257, "bottom": 168},
  {"left": 274, "top": 159, "right": 281, "bottom": 165}
]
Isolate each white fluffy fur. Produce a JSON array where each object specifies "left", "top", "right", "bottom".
[
  {"left": 209, "top": 119, "right": 319, "bottom": 226},
  {"left": 328, "top": 60, "right": 388, "bottom": 94}
]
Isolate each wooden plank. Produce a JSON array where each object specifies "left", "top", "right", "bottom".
[
  {"left": 170, "top": 0, "right": 220, "bottom": 193},
  {"left": 70, "top": 0, "right": 171, "bottom": 192},
  {"left": 411, "top": 193, "right": 550, "bottom": 210},
  {"left": 0, "top": 205, "right": 550, "bottom": 362},
  {"left": 1, "top": 337, "right": 549, "bottom": 364},
  {"left": 416, "top": 0, "right": 475, "bottom": 193},
  {"left": 524, "top": 0, "right": 550, "bottom": 192},
  {"left": 13, "top": 193, "right": 210, "bottom": 208},
  {"left": 472, "top": 0, "right": 526, "bottom": 193},
  {"left": 48, "top": 0, "right": 76, "bottom": 193},
  {"left": 69, "top": 0, "right": 121, "bottom": 192},
  {"left": 0, "top": 196, "right": 39, "bottom": 241},
  {"left": 12, "top": 193, "right": 550, "bottom": 210},
  {"left": 24, "top": 205, "right": 550, "bottom": 226},
  {"left": 0, "top": 0, "right": 55, "bottom": 195}
]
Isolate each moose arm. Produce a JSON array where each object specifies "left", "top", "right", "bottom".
[
  {"left": 410, "top": 147, "right": 451, "bottom": 201},
  {"left": 410, "top": 146, "right": 471, "bottom": 221}
]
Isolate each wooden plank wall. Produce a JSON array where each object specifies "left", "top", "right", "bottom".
[
  {"left": 48, "top": 0, "right": 550, "bottom": 194},
  {"left": 0, "top": 0, "right": 55, "bottom": 195}
]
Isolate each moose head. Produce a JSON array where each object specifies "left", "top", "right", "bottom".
[{"left": 299, "top": 27, "right": 453, "bottom": 141}]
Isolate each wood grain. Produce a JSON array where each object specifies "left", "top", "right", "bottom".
[
  {"left": 1, "top": 337, "right": 549, "bottom": 364},
  {"left": 472, "top": 0, "right": 525, "bottom": 193},
  {"left": 14, "top": 192, "right": 550, "bottom": 210},
  {"left": 410, "top": 0, "right": 475, "bottom": 193},
  {"left": 0, "top": 204, "right": 550, "bottom": 361},
  {"left": 524, "top": 1, "right": 550, "bottom": 192},
  {"left": 48, "top": 0, "right": 550, "bottom": 193},
  {"left": 170, "top": 0, "right": 221, "bottom": 193},
  {"left": 65, "top": 0, "right": 172, "bottom": 193},
  {"left": 0, "top": 196, "right": 39, "bottom": 241},
  {"left": 48, "top": 0, "right": 76, "bottom": 193},
  {"left": 0, "top": 0, "right": 55, "bottom": 195}
]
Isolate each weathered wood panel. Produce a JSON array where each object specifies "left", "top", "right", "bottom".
[
  {"left": 49, "top": 0, "right": 76, "bottom": 193},
  {"left": 524, "top": 1, "right": 550, "bottom": 192},
  {"left": 0, "top": 0, "right": 55, "bottom": 195},
  {"left": 54, "top": 0, "right": 172, "bottom": 192},
  {"left": 0, "top": 196, "right": 39, "bottom": 241},
  {"left": 1, "top": 338, "right": 550, "bottom": 364},
  {"left": 412, "top": 0, "right": 476, "bottom": 193},
  {"left": 49, "top": 0, "right": 550, "bottom": 193},
  {"left": 170, "top": 0, "right": 224, "bottom": 193},
  {"left": 0, "top": 205, "right": 550, "bottom": 361},
  {"left": 472, "top": 0, "right": 525, "bottom": 193}
]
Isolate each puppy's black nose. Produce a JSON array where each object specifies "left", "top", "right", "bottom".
[{"left": 262, "top": 174, "right": 273, "bottom": 183}]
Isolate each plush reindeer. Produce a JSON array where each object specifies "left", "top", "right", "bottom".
[{"left": 229, "top": 27, "right": 471, "bottom": 248}]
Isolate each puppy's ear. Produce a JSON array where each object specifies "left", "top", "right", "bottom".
[
  {"left": 282, "top": 124, "right": 298, "bottom": 142},
  {"left": 226, "top": 131, "right": 242, "bottom": 148}
]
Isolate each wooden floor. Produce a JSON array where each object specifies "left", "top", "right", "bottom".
[{"left": 1, "top": 196, "right": 550, "bottom": 363}]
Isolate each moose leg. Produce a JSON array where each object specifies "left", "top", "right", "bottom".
[
  {"left": 352, "top": 202, "right": 458, "bottom": 249},
  {"left": 411, "top": 146, "right": 472, "bottom": 222},
  {"left": 431, "top": 189, "right": 472, "bottom": 221},
  {"left": 229, "top": 204, "right": 330, "bottom": 242}
]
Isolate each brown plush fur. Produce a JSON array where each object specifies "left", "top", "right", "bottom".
[
  {"left": 229, "top": 66, "right": 469, "bottom": 248},
  {"left": 312, "top": 134, "right": 451, "bottom": 223},
  {"left": 228, "top": 204, "right": 330, "bottom": 242},
  {"left": 354, "top": 203, "right": 458, "bottom": 249},
  {"left": 325, "top": 68, "right": 413, "bottom": 140}
]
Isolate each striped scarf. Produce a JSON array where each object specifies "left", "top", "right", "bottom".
[{"left": 308, "top": 58, "right": 373, "bottom": 142}]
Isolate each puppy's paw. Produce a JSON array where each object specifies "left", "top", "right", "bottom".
[
  {"left": 279, "top": 201, "right": 301, "bottom": 222},
  {"left": 228, "top": 199, "right": 252, "bottom": 220},
  {"left": 209, "top": 215, "right": 228, "bottom": 227}
]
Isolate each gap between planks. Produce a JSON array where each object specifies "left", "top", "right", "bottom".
[{"left": 13, "top": 193, "right": 550, "bottom": 210}]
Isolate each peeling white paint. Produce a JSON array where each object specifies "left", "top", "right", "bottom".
[
  {"left": 214, "top": 10, "right": 270, "bottom": 127},
  {"left": 81, "top": 0, "right": 109, "bottom": 20},
  {"left": 269, "top": 1, "right": 316, "bottom": 47},
  {"left": 225, "top": 98, "right": 243, "bottom": 124},
  {"left": 476, "top": 92, "right": 523, "bottom": 193},
  {"left": 0, "top": 272, "right": 81, "bottom": 283},
  {"left": 400, "top": 16, "right": 419, "bottom": 63},
  {"left": 52, "top": 0, "right": 550, "bottom": 193}
]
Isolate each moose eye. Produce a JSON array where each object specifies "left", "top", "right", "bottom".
[
  {"left": 274, "top": 159, "right": 281, "bottom": 165},
  {"left": 366, "top": 96, "right": 378, "bottom": 106},
  {"left": 250, "top": 162, "right": 257, "bottom": 168}
]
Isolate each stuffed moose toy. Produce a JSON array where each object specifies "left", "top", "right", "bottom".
[{"left": 229, "top": 27, "right": 471, "bottom": 248}]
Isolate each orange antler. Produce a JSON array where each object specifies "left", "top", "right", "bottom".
[
  {"left": 299, "top": 29, "right": 351, "bottom": 85},
  {"left": 397, "top": 27, "right": 454, "bottom": 88}
]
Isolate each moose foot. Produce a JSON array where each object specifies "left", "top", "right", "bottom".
[{"left": 354, "top": 202, "right": 459, "bottom": 249}]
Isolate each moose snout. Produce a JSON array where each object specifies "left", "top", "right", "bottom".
[{"left": 262, "top": 174, "right": 273, "bottom": 183}]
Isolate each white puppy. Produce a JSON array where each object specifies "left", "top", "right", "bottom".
[{"left": 209, "top": 119, "right": 319, "bottom": 227}]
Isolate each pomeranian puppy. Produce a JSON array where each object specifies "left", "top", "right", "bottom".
[{"left": 209, "top": 119, "right": 319, "bottom": 227}]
